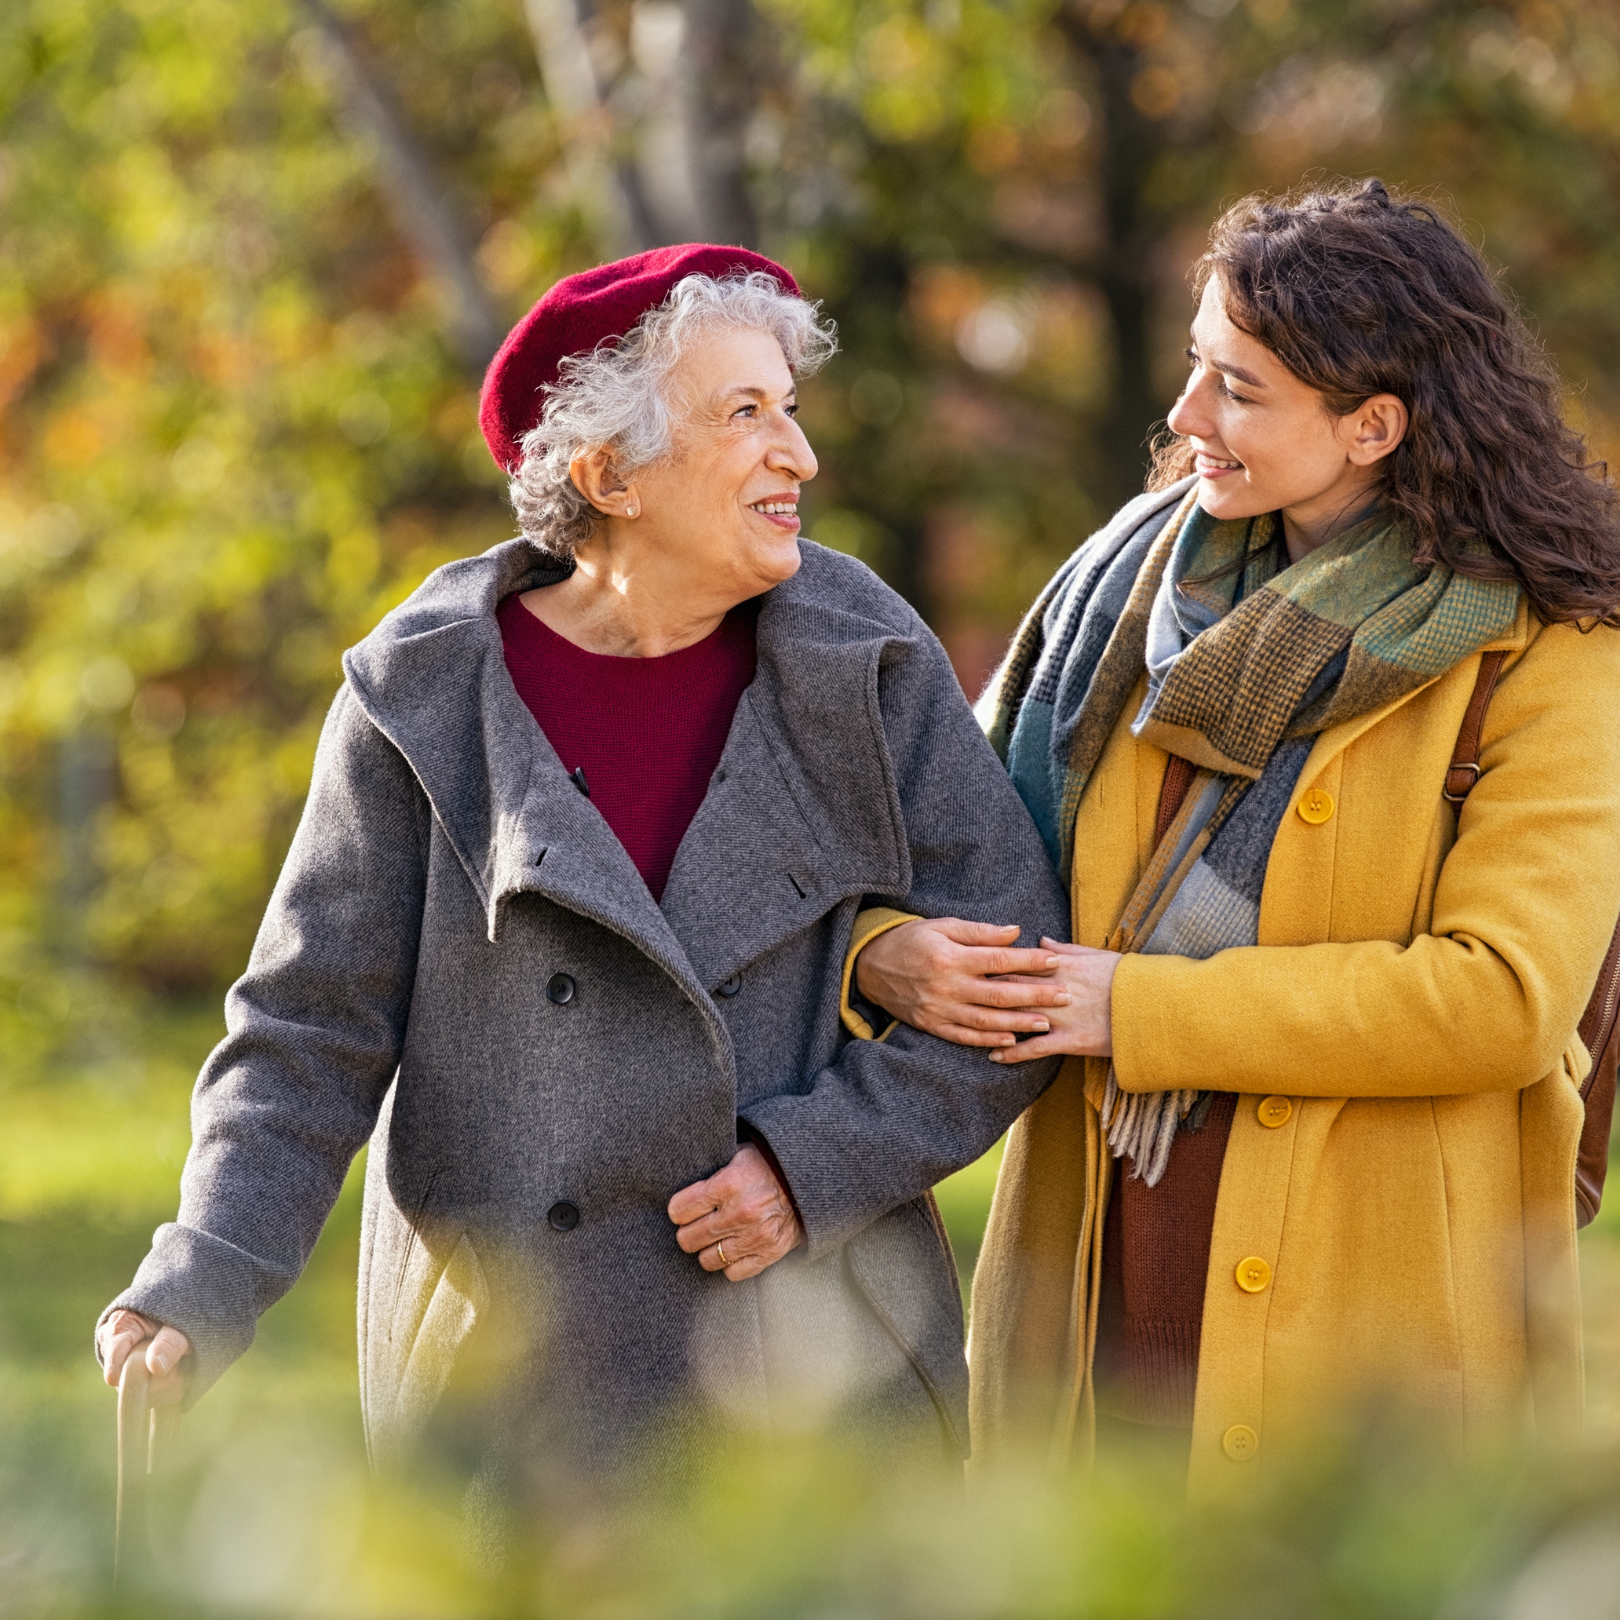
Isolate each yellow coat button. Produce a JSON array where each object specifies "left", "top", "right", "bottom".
[
  {"left": 1257, "top": 1095, "right": 1292, "bottom": 1128},
  {"left": 1296, "top": 787, "right": 1335, "bottom": 824},
  {"left": 1236, "top": 1256, "right": 1272, "bottom": 1292},
  {"left": 1222, "top": 1424, "right": 1260, "bottom": 1461}
]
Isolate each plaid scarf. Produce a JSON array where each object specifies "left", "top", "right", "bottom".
[{"left": 981, "top": 477, "right": 1521, "bottom": 1182}]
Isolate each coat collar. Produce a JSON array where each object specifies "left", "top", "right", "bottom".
[
  {"left": 341, "top": 537, "right": 913, "bottom": 1001},
  {"left": 657, "top": 550, "right": 912, "bottom": 988}
]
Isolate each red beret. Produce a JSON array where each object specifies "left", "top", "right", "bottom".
[{"left": 478, "top": 243, "right": 801, "bottom": 473}]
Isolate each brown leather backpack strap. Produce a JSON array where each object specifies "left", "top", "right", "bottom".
[
  {"left": 1575, "top": 917, "right": 1620, "bottom": 1227},
  {"left": 1442, "top": 645, "right": 1619, "bottom": 1226},
  {"left": 1445, "top": 650, "right": 1508, "bottom": 814},
  {"left": 1579, "top": 920, "right": 1620, "bottom": 1082}
]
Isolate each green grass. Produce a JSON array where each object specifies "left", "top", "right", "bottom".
[
  {"left": 0, "top": 992, "right": 1014, "bottom": 1610},
  {"left": 8, "top": 993, "right": 1620, "bottom": 1617},
  {"left": 935, "top": 1132, "right": 1005, "bottom": 1301}
]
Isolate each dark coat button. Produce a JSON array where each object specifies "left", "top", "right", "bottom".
[
  {"left": 546, "top": 973, "right": 575, "bottom": 1005},
  {"left": 716, "top": 974, "right": 742, "bottom": 998},
  {"left": 547, "top": 1201, "right": 580, "bottom": 1232}
]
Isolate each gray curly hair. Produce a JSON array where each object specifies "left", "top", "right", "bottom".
[{"left": 509, "top": 271, "right": 838, "bottom": 558}]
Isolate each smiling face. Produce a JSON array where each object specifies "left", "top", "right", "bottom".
[
  {"left": 618, "top": 324, "right": 817, "bottom": 601},
  {"left": 1166, "top": 278, "right": 1408, "bottom": 558}
]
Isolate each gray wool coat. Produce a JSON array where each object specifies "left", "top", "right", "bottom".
[{"left": 104, "top": 536, "right": 1067, "bottom": 1479}]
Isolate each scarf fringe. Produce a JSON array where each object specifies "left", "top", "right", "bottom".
[{"left": 1102, "top": 1069, "right": 1198, "bottom": 1187}]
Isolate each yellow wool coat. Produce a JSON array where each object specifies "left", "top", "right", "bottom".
[{"left": 951, "top": 602, "right": 1620, "bottom": 1493}]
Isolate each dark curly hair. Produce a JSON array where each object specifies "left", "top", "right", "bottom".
[{"left": 1149, "top": 177, "right": 1620, "bottom": 627}]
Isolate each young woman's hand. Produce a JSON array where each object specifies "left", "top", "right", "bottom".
[
  {"left": 854, "top": 918, "right": 1069, "bottom": 1047},
  {"left": 986, "top": 938, "right": 1119, "bottom": 1062}
]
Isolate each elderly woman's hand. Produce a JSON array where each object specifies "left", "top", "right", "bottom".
[
  {"left": 97, "top": 1309, "right": 191, "bottom": 1406},
  {"left": 668, "top": 1143, "right": 804, "bottom": 1280},
  {"left": 855, "top": 918, "right": 1069, "bottom": 1047}
]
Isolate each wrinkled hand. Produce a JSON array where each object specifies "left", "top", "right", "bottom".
[
  {"left": 986, "top": 938, "right": 1119, "bottom": 1063},
  {"left": 97, "top": 1309, "right": 191, "bottom": 1407},
  {"left": 668, "top": 1142, "right": 804, "bottom": 1280},
  {"left": 854, "top": 917, "right": 1068, "bottom": 1047}
]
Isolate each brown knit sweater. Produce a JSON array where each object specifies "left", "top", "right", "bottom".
[
  {"left": 1092, "top": 753, "right": 1235, "bottom": 1429},
  {"left": 1093, "top": 1093, "right": 1235, "bottom": 1426}
]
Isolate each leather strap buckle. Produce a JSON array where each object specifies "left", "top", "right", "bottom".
[
  {"left": 1445, "top": 651, "right": 1506, "bottom": 815},
  {"left": 1442, "top": 763, "right": 1481, "bottom": 803}
]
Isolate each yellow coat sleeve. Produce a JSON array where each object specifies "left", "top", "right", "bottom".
[
  {"left": 1111, "top": 621, "right": 1620, "bottom": 1099},
  {"left": 839, "top": 906, "right": 916, "bottom": 1040}
]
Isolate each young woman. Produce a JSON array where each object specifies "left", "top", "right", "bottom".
[{"left": 848, "top": 178, "right": 1620, "bottom": 1489}]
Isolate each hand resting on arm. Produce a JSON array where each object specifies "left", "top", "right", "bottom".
[
  {"left": 97, "top": 941, "right": 1079, "bottom": 1337},
  {"left": 855, "top": 919, "right": 1121, "bottom": 1061}
]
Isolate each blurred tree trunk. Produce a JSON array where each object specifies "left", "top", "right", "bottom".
[
  {"left": 1057, "top": 7, "right": 1169, "bottom": 511},
  {"left": 57, "top": 731, "right": 113, "bottom": 964},
  {"left": 525, "top": 0, "right": 761, "bottom": 255},
  {"left": 302, "top": 0, "right": 502, "bottom": 367},
  {"left": 523, "top": 0, "right": 662, "bottom": 254},
  {"left": 680, "top": 0, "right": 760, "bottom": 247}
]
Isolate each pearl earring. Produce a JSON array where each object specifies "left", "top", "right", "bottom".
[{"left": 627, "top": 504, "right": 638, "bottom": 517}]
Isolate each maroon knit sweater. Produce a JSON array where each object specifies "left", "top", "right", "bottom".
[
  {"left": 497, "top": 592, "right": 757, "bottom": 901},
  {"left": 1092, "top": 757, "right": 1237, "bottom": 1429}
]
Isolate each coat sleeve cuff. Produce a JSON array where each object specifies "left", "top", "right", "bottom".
[
  {"left": 737, "top": 1120, "right": 802, "bottom": 1221},
  {"left": 840, "top": 906, "right": 914, "bottom": 1041},
  {"left": 1112, "top": 952, "right": 1213, "bottom": 1094},
  {"left": 96, "top": 1223, "right": 277, "bottom": 1410},
  {"left": 736, "top": 1092, "right": 864, "bottom": 1260}
]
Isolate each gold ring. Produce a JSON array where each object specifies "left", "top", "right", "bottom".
[{"left": 716, "top": 1241, "right": 729, "bottom": 1267}]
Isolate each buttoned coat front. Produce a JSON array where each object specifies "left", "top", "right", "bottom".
[
  {"left": 968, "top": 598, "right": 1620, "bottom": 1495},
  {"left": 106, "top": 537, "right": 1067, "bottom": 1479}
]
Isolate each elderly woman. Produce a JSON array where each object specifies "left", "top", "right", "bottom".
[{"left": 95, "top": 245, "right": 1066, "bottom": 1498}]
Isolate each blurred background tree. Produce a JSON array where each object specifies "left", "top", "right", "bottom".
[{"left": 4, "top": 0, "right": 1620, "bottom": 1008}]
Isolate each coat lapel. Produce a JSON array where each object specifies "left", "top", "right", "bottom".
[
  {"left": 658, "top": 563, "right": 911, "bottom": 990},
  {"left": 341, "top": 540, "right": 726, "bottom": 1041},
  {"left": 344, "top": 537, "right": 915, "bottom": 1016}
]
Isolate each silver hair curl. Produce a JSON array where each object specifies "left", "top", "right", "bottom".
[{"left": 509, "top": 271, "right": 838, "bottom": 558}]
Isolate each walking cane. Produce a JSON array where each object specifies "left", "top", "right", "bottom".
[
  {"left": 114, "top": 1344, "right": 183, "bottom": 1585},
  {"left": 114, "top": 1351, "right": 180, "bottom": 1583},
  {"left": 114, "top": 1353, "right": 150, "bottom": 1582}
]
